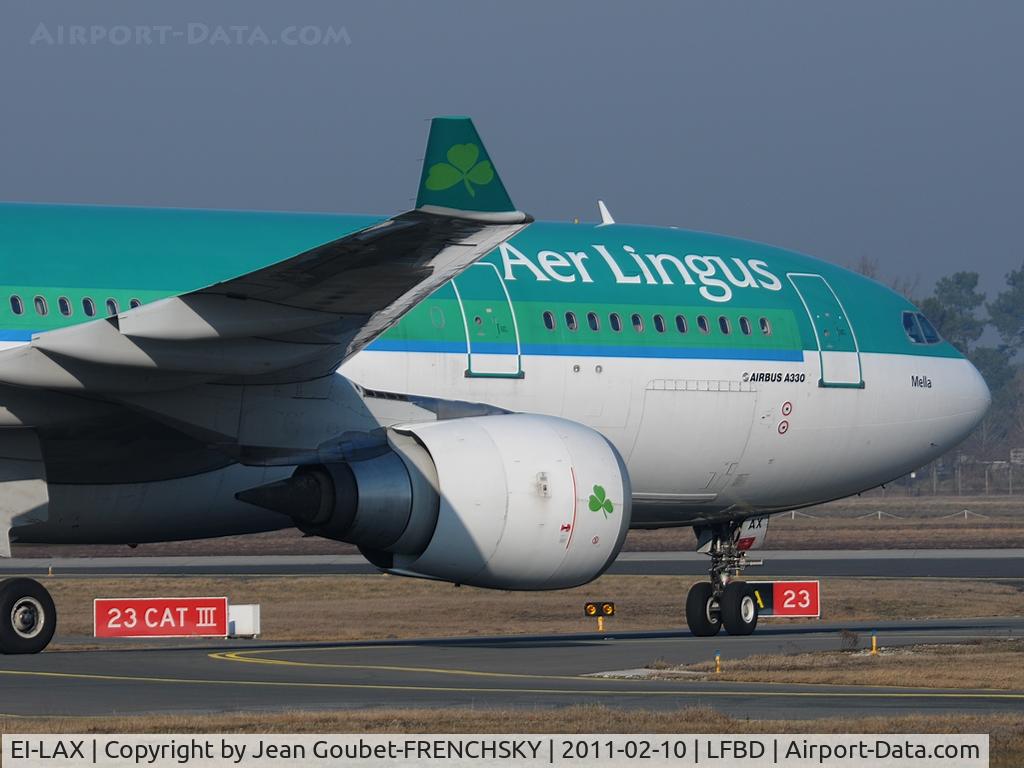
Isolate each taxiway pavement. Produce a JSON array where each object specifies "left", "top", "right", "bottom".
[{"left": 2, "top": 618, "right": 1023, "bottom": 720}]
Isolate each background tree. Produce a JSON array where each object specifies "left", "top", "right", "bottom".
[
  {"left": 849, "top": 255, "right": 919, "bottom": 299},
  {"left": 917, "top": 272, "right": 986, "bottom": 355},
  {"left": 968, "top": 346, "right": 1015, "bottom": 397},
  {"left": 988, "top": 261, "right": 1024, "bottom": 357}
]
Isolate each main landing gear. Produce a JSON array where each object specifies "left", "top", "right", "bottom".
[
  {"left": 685, "top": 521, "right": 761, "bottom": 637},
  {"left": 0, "top": 578, "right": 56, "bottom": 654}
]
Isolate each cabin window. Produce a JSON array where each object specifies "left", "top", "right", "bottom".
[
  {"left": 106, "top": 298, "right": 119, "bottom": 316},
  {"left": 759, "top": 317, "right": 772, "bottom": 336},
  {"left": 739, "top": 316, "right": 752, "bottom": 335},
  {"left": 58, "top": 296, "right": 72, "bottom": 317},
  {"left": 565, "top": 311, "right": 578, "bottom": 331},
  {"left": 917, "top": 313, "right": 941, "bottom": 344},
  {"left": 631, "top": 313, "right": 644, "bottom": 333},
  {"left": 82, "top": 298, "right": 96, "bottom": 317},
  {"left": 675, "top": 314, "right": 687, "bottom": 333},
  {"left": 902, "top": 311, "right": 925, "bottom": 344},
  {"left": 9, "top": 296, "right": 23, "bottom": 316},
  {"left": 718, "top": 316, "right": 731, "bottom": 335},
  {"left": 697, "top": 315, "right": 710, "bottom": 334},
  {"left": 543, "top": 311, "right": 556, "bottom": 331},
  {"left": 587, "top": 311, "right": 600, "bottom": 331},
  {"left": 609, "top": 312, "right": 622, "bottom": 332},
  {"left": 33, "top": 296, "right": 48, "bottom": 316},
  {"left": 653, "top": 314, "right": 666, "bottom": 333},
  {"left": 129, "top": 298, "right": 142, "bottom": 309}
]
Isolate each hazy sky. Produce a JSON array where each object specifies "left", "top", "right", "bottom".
[{"left": 1, "top": 1, "right": 1021, "bottom": 298}]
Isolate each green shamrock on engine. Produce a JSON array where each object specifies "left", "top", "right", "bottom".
[
  {"left": 588, "top": 485, "right": 614, "bottom": 518},
  {"left": 424, "top": 143, "right": 495, "bottom": 198}
]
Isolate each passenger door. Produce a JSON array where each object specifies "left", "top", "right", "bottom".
[{"left": 788, "top": 273, "right": 864, "bottom": 388}]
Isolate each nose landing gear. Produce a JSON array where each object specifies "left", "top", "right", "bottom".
[
  {"left": 0, "top": 578, "right": 56, "bottom": 654},
  {"left": 686, "top": 521, "right": 761, "bottom": 637}
]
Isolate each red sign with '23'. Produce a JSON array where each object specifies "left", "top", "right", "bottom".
[{"left": 747, "top": 581, "right": 820, "bottom": 618}]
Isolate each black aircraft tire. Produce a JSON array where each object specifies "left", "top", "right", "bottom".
[
  {"left": 0, "top": 578, "right": 57, "bottom": 654},
  {"left": 720, "top": 582, "right": 759, "bottom": 636},
  {"left": 685, "top": 582, "right": 722, "bottom": 637}
]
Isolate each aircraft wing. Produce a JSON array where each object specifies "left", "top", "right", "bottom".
[{"left": 0, "top": 118, "right": 529, "bottom": 394}]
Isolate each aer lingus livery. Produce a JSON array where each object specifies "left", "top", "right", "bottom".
[{"left": 0, "top": 118, "right": 989, "bottom": 652}]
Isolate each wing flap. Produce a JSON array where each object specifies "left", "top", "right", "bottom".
[{"left": 119, "top": 295, "right": 338, "bottom": 341}]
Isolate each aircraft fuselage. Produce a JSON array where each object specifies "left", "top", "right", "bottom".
[{"left": 0, "top": 204, "right": 990, "bottom": 542}]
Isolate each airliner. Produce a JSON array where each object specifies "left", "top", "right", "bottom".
[{"left": 0, "top": 117, "right": 989, "bottom": 653}]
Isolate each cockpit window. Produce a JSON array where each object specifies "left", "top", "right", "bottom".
[
  {"left": 903, "top": 311, "right": 942, "bottom": 345},
  {"left": 917, "top": 313, "right": 941, "bottom": 344},
  {"left": 902, "top": 311, "right": 926, "bottom": 344}
]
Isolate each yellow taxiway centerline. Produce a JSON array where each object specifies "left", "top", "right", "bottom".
[
  {"left": 206, "top": 646, "right": 1024, "bottom": 693},
  {"left": 1, "top": 666, "right": 1024, "bottom": 701}
]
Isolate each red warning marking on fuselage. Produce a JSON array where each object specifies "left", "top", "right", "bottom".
[
  {"left": 778, "top": 420, "right": 789, "bottom": 435},
  {"left": 781, "top": 401, "right": 793, "bottom": 416},
  {"left": 565, "top": 467, "right": 578, "bottom": 550}
]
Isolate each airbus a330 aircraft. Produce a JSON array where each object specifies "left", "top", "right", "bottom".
[{"left": 0, "top": 118, "right": 989, "bottom": 653}]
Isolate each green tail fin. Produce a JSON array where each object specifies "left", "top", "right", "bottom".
[{"left": 415, "top": 116, "right": 519, "bottom": 217}]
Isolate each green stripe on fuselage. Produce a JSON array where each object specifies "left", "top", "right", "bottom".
[{"left": 394, "top": 297, "right": 800, "bottom": 353}]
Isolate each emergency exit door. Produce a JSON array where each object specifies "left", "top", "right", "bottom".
[{"left": 452, "top": 262, "right": 524, "bottom": 378}]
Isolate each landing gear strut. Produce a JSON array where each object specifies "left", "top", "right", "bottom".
[
  {"left": 686, "top": 522, "right": 760, "bottom": 637},
  {"left": 0, "top": 578, "right": 56, "bottom": 654}
]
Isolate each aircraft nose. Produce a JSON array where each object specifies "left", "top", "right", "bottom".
[
  {"left": 913, "top": 358, "right": 991, "bottom": 462},
  {"left": 957, "top": 358, "right": 991, "bottom": 431}
]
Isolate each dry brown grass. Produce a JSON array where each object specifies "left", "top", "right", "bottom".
[
  {"left": 12, "top": 496, "right": 1024, "bottom": 558},
  {"left": 629, "top": 517, "right": 1024, "bottom": 551},
  {"left": 678, "top": 639, "right": 1024, "bottom": 690},
  {"left": 820, "top": 495, "right": 1024, "bottom": 516},
  {"left": 2, "top": 707, "right": 1021, "bottom": 767},
  {"left": 629, "top": 495, "right": 1024, "bottom": 551},
  {"left": 41, "top": 575, "right": 1024, "bottom": 645}
]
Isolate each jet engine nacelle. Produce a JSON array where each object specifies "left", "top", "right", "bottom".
[{"left": 238, "top": 414, "right": 631, "bottom": 589}]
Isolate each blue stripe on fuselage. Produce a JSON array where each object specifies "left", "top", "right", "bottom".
[
  {"left": 0, "top": 330, "right": 32, "bottom": 341},
  {"left": 365, "top": 338, "right": 804, "bottom": 362}
]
